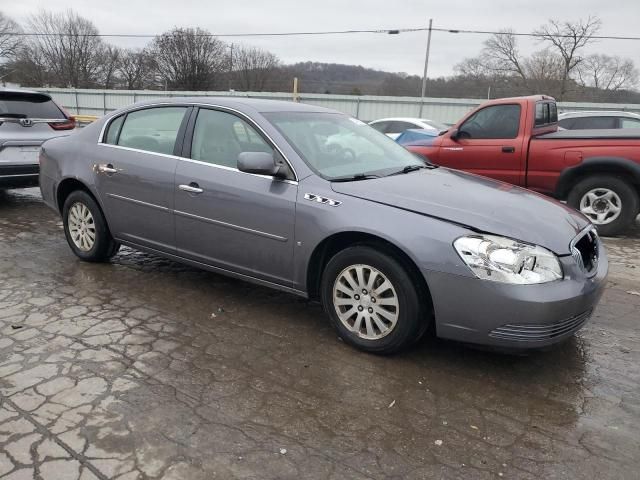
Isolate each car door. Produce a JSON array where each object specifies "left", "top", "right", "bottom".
[
  {"left": 437, "top": 103, "right": 525, "bottom": 185},
  {"left": 95, "top": 105, "right": 190, "bottom": 252},
  {"left": 173, "top": 107, "right": 297, "bottom": 286}
]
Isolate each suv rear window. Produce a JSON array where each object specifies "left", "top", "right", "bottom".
[{"left": 0, "top": 92, "right": 65, "bottom": 119}]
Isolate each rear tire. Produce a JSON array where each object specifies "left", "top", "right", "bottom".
[
  {"left": 62, "top": 190, "right": 119, "bottom": 262},
  {"left": 567, "top": 175, "right": 639, "bottom": 237},
  {"left": 320, "top": 245, "right": 428, "bottom": 355}
]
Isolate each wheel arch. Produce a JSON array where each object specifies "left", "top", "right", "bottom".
[
  {"left": 305, "top": 231, "right": 433, "bottom": 313},
  {"left": 555, "top": 157, "right": 640, "bottom": 199}
]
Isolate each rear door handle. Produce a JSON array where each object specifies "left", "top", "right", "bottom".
[
  {"left": 502, "top": 146, "right": 515, "bottom": 153},
  {"left": 178, "top": 182, "right": 204, "bottom": 194},
  {"left": 97, "top": 163, "right": 118, "bottom": 174}
]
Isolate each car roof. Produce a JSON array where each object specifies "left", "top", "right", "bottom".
[
  {"left": 559, "top": 111, "right": 640, "bottom": 119},
  {"left": 0, "top": 88, "right": 52, "bottom": 99},
  {"left": 370, "top": 118, "right": 433, "bottom": 123},
  {"left": 125, "top": 96, "right": 337, "bottom": 115}
]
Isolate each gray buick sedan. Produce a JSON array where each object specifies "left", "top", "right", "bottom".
[{"left": 39, "top": 98, "right": 608, "bottom": 354}]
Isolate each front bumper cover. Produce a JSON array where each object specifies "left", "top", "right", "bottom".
[{"left": 424, "top": 241, "right": 608, "bottom": 349}]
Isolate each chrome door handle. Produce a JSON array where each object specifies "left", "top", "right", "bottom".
[
  {"left": 178, "top": 183, "right": 204, "bottom": 194},
  {"left": 96, "top": 164, "right": 118, "bottom": 174}
]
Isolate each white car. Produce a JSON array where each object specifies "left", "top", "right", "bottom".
[
  {"left": 369, "top": 117, "right": 448, "bottom": 140},
  {"left": 558, "top": 111, "right": 640, "bottom": 130}
]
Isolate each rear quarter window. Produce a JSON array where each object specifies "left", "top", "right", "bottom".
[
  {"left": 0, "top": 93, "right": 65, "bottom": 119},
  {"left": 116, "top": 107, "right": 187, "bottom": 155},
  {"left": 104, "top": 115, "right": 125, "bottom": 144}
]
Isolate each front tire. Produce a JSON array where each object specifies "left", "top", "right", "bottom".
[
  {"left": 62, "top": 190, "right": 119, "bottom": 262},
  {"left": 320, "top": 246, "right": 427, "bottom": 355},
  {"left": 567, "top": 176, "right": 639, "bottom": 236}
]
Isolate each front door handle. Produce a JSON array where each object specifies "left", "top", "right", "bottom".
[
  {"left": 502, "top": 146, "right": 515, "bottom": 153},
  {"left": 96, "top": 163, "right": 118, "bottom": 174},
  {"left": 178, "top": 183, "right": 204, "bottom": 194}
]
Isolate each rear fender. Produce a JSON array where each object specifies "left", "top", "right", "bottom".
[{"left": 555, "top": 157, "right": 640, "bottom": 198}]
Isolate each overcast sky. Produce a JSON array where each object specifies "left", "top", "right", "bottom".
[{"left": 3, "top": 0, "right": 640, "bottom": 78}]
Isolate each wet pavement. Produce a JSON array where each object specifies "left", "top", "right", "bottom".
[{"left": 0, "top": 188, "right": 639, "bottom": 480}]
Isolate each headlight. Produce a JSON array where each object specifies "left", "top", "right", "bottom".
[{"left": 453, "top": 235, "right": 563, "bottom": 284}]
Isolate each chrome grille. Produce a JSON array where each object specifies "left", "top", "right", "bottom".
[
  {"left": 571, "top": 227, "right": 599, "bottom": 276},
  {"left": 489, "top": 309, "right": 592, "bottom": 342}
]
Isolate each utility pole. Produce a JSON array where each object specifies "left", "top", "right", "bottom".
[
  {"left": 418, "top": 18, "right": 433, "bottom": 118},
  {"left": 228, "top": 43, "right": 234, "bottom": 91}
]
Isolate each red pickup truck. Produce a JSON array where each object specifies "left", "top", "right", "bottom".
[{"left": 406, "top": 95, "right": 640, "bottom": 236}]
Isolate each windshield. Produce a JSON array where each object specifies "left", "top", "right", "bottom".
[{"left": 264, "top": 112, "right": 423, "bottom": 180}]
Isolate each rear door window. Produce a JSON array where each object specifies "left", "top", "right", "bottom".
[
  {"left": 571, "top": 116, "right": 617, "bottom": 129},
  {"left": 370, "top": 121, "right": 390, "bottom": 133},
  {"left": 620, "top": 117, "right": 640, "bottom": 129},
  {"left": 117, "top": 107, "right": 187, "bottom": 155},
  {"left": 0, "top": 92, "right": 65, "bottom": 119},
  {"left": 387, "top": 121, "right": 417, "bottom": 134}
]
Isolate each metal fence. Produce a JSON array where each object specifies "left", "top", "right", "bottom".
[{"left": 35, "top": 87, "right": 640, "bottom": 125}]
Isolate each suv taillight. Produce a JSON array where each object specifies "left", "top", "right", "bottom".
[
  {"left": 49, "top": 117, "right": 76, "bottom": 130},
  {"left": 50, "top": 104, "right": 76, "bottom": 130}
]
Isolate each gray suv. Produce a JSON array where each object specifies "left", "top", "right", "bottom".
[
  {"left": 39, "top": 98, "right": 608, "bottom": 354},
  {"left": 0, "top": 89, "right": 75, "bottom": 189}
]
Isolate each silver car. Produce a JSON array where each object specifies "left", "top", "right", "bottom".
[
  {"left": 0, "top": 89, "right": 76, "bottom": 189},
  {"left": 39, "top": 98, "right": 608, "bottom": 354}
]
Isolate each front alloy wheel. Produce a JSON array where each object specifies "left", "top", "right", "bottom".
[
  {"left": 321, "top": 245, "right": 429, "bottom": 354},
  {"left": 333, "top": 264, "right": 399, "bottom": 340}
]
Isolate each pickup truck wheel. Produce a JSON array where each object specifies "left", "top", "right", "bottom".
[
  {"left": 567, "top": 176, "right": 639, "bottom": 236},
  {"left": 62, "top": 190, "right": 120, "bottom": 262},
  {"left": 321, "top": 246, "right": 427, "bottom": 355}
]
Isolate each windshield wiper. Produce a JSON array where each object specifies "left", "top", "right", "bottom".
[
  {"left": 0, "top": 113, "right": 27, "bottom": 118},
  {"left": 331, "top": 173, "right": 381, "bottom": 182},
  {"left": 385, "top": 164, "right": 431, "bottom": 177}
]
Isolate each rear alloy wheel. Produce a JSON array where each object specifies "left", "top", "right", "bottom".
[
  {"left": 63, "top": 190, "right": 120, "bottom": 262},
  {"left": 568, "top": 176, "right": 639, "bottom": 236},
  {"left": 321, "top": 246, "right": 427, "bottom": 354}
]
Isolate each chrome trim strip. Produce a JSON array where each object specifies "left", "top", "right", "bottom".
[
  {"left": 97, "top": 101, "right": 299, "bottom": 182},
  {"left": 97, "top": 144, "right": 298, "bottom": 186},
  {"left": 174, "top": 209, "right": 287, "bottom": 242},
  {"left": 0, "top": 173, "right": 39, "bottom": 178},
  {"left": 105, "top": 193, "right": 170, "bottom": 212}
]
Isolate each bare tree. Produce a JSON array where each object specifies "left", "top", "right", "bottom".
[
  {"left": 481, "top": 30, "right": 529, "bottom": 88},
  {"left": 231, "top": 44, "right": 280, "bottom": 91},
  {"left": 151, "top": 27, "right": 227, "bottom": 90},
  {"left": 97, "top": 45, "right": 121, "bottom": 89},
  {"left": 576, "top": 54, "right": 639, "bottom": 91},
  {"left": 117, "top": 48, "right": 155, "bottom": 89},
  {"left": 0, "top": 12, "right": 20, "bottom": 61},
  {"left": 454, "top": 57, "right": 490, "bottom": 79},
  {"left": 522, "top": 49, "right": 564, "bottom": 96},
  {"left": 534, "top": 16, "right": 602, "bottom": 99},
  {"left": 25, "top": 9, "right": 106, "bottom": 87}
]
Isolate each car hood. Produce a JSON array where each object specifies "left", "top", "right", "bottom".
[{"left": 330, "top": 168, "right": 589, "bottom": 255}]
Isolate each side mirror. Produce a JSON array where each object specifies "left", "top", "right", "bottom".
[
  {"left": 238, "top": 152, "right": 281, "bottom": 176},
  {"left": 449, "top": 128, "right": 459, "bottom": 141}
]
